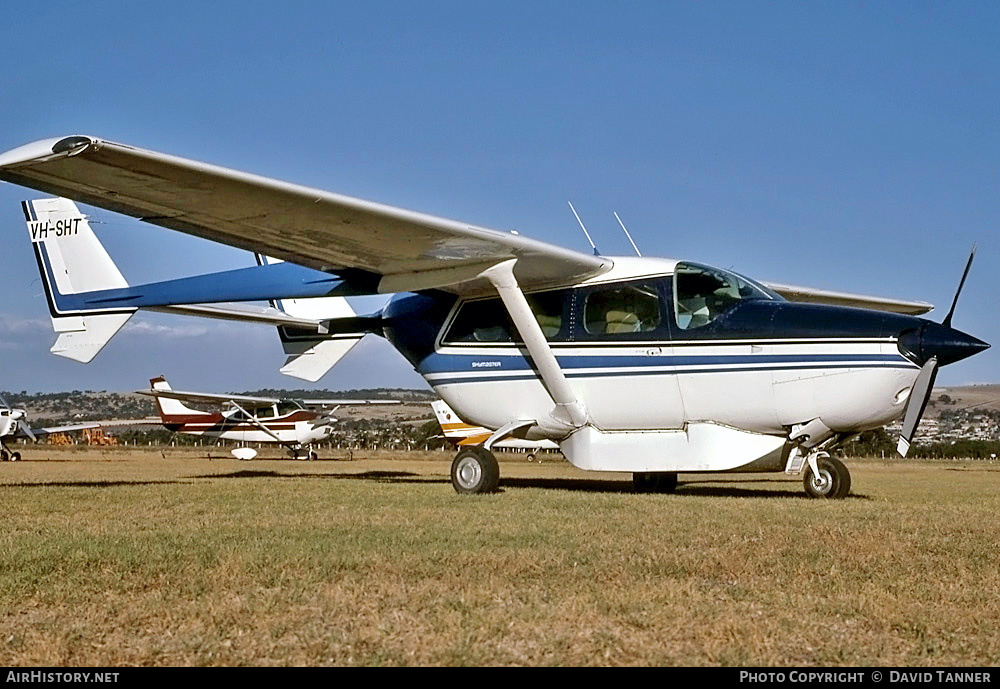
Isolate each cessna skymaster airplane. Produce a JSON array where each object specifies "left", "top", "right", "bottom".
[
  {"left": 0, "top": 135, "right": 990, "bottom": 497},
  {"left": 139, "top": 377, "right": 400, "bottom": 460}
]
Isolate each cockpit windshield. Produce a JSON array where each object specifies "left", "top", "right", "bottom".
[{"left": 673, "top": 262, "right": 778, "bottom": 330}]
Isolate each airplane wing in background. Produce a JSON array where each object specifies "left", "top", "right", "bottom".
[
  {"left": 0, "top": 136, "right": 612, "bottom": 295},
  {"left": 763, "top": 282, "right": 933, "bottom": 316},
  {"left": 136, "top": 388, "right": 285, "bottom": 409},
  {"left": 136, "top": 387, "right": 401, "bottom": 409},
  {"left": 29, "top": 418, "right": 162, "bottom": 437}
]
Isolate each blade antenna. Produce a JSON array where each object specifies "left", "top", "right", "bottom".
[
  {"left": 567, "top": 202, "right": 599, "bottom": 256},
  {"left": 613, "top": 211, "right": 642, "bottom": 257},
  {"left": 942, "top": 244, "right": 976, "bottom": 328}
]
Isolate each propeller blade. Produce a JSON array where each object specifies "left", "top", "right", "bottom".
[
  {"left": 942, "top": 245, "right": 976, "bottom": 328},
  {"left": 17, "top": 420, "right": 36, "bottom": 442},
  {"left": 896, "top": 356, "right": 939, "bottom": 457}
]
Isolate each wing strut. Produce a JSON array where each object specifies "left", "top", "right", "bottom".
[
  {"left": 479, "top": 260, "right": 588, "bottom": 435},
  {"left": 227, "top": 401, "right": 299, "bottom": 454}
]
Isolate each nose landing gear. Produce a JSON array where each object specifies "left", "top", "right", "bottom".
[{"left": 802, "top": 453, "right": 851, "bottom": 499}]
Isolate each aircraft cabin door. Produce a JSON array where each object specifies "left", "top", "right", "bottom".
[{"left": 570, "top": 277, "right": 685, "bottom": 430}]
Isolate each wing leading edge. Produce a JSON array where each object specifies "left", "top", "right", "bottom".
[{"left": 0, "top": 136, "right": 612, "bottom": 295}]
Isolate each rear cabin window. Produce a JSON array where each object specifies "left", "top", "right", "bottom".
[
  {"left": 582, "top": 282, "right": 662, "bottom": 336},
  {"left": 443, "top": 289, "right": 568, "bottom": 343},
  {"left": 673, "top": 262, "right": 774, "bottom": 330}
]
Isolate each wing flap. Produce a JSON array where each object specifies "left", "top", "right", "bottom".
[{"left": 1, "top": 136, "right": 612, "bottom": 293}]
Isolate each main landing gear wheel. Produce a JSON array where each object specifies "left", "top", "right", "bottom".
[
  {"left": 803, "top": 455, "right": 851, "bottom": 499},
  {"left": 632, "top": 472, "right": 678, "bottom": 493},
  {"left": 309, "top": 451, "right": 318, "bottom": 461},
  {"left": 0, "top": 450, "right": 8, "bottom": 462},
  {"left": 9, "top": 452, "right": 20, "bottom": 462},
  {"left": 451, "top": 447, "right": 500, "bottom": 494}
]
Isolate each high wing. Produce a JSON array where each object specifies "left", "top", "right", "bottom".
[
  {"left": 30, "top": 418, "right": 161, "bottom": 436},
  {"left": 136, "top": 388, "right": 285, "bottom": 409},
  {"left": 136, "top": 387, "right": 400, "bottom": 409},
  {"left": 0, "top": 136, "right": 612, "bottom": 295},
  {"left": 297, "top": 399, "right": 402, "bottom": 409},
  {"left": 763, "top": 282, "right": 933, "bottom": 316}
]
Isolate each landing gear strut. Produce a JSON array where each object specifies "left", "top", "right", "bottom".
[
  {"left": 451, "top": 447, "right": 500, "bottom": 494},
  {"left": 803, "top": 454, "right": 851, "bottom": 499}
]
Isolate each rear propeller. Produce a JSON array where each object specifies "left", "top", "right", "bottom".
[{"left": 896, "top": 246, "right": 977, "bottom": 457}]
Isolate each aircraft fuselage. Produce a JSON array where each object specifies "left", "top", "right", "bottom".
[{"left": 381, "top": 257, "right": 985, "bottom": 472}]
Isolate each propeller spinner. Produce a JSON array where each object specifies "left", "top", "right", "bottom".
[{"left": 896, "top": 248, "right": 989, "bottom": 456}]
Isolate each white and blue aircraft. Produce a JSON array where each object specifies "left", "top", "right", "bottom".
[{"left": 0, "top": 135, "right": 989, "bottom": 498}]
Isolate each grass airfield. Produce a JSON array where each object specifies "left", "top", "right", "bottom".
[{"left": 0, "top": 447, "right": 998, "bottom": 666}]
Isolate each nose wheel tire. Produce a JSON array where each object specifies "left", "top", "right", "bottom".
[
  {"left": 803, "top": 455, "right": 851, "bottom": 499},
  {"left": 451, "top": 447, "right": 500, "bottom": 494},
  {"left": 633, "top": 471, "right": 678, "bottom": 493}
]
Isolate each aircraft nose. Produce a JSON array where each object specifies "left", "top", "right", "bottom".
[{"left": 898, "top": 322, "right": 990, "bottom": 367}]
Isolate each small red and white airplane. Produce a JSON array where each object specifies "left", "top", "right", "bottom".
[{"left": 139, "top": 377, "right": 399, "bottom": 460}]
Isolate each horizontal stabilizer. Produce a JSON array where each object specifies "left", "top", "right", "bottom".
[{"left": 49, "top": 313, "right": 133, "bottom": 363}]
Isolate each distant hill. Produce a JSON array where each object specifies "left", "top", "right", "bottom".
[{"left": 924, "top": 384, "right": 1000, "bottom": 417}]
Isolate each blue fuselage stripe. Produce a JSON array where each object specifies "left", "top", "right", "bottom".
[
  {"left": 427, "top": 362, "right": 916, "bottom": 386},
  {"left": 417, "top": 352, "right": 904, "bottom": 375}
]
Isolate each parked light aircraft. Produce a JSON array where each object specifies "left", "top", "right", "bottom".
[
  {"left": 0, "top": 135, "right": 990, "bottom": 497},
  {"left": 138, "top": 377, "right": 400, "bottom": 460},
  {"left": 0, "top": 393, "right": 142, "bottom": 460},
  {"left": 431, "top": 399, "right": 558, "bottom": 460}
]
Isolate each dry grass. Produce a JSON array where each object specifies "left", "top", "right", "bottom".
[{"left": 0, "top": 448, "right": 998, "bottom": 666}]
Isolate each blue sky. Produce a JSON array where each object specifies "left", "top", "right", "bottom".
[{"left": 0, "top": 1, "right": 997, "bottom": 392}]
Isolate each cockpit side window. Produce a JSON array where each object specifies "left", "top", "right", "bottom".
[
  {"left": 443, "top": 288, "right": 570, "bottom": 344},
  {"left": 277, "top": 401, "right": 304, "bottom": 416},
  {"left": 582, "top": 282, "right": 662, "bottom": 336},
  {"left": 673, "top": 263, "right": 774, "bottom": 330}
]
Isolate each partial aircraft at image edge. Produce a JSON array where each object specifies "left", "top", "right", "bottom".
[
  {"left": 0, "top": 393, "right": 158, "bottom": 461},
  {"left": 0, "top": 135, "right": 990, "bottom": 497}
]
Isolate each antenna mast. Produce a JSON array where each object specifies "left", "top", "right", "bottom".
[
  {"left": 613, "top": 211, "right": 642, "bottom": 257},
  {"left": 567, "top": 202, "right": 599, "bottom": 255}
]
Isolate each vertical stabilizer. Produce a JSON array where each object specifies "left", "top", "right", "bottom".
[
  {"left": 149, "top": 376, "right": 209, "bottom": 420},
  {"left": 25, "top": 198, "right": 134, "bottom": 362},
  {"left": 432, "top": 400, "right": 482, "bottom": 441}
]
